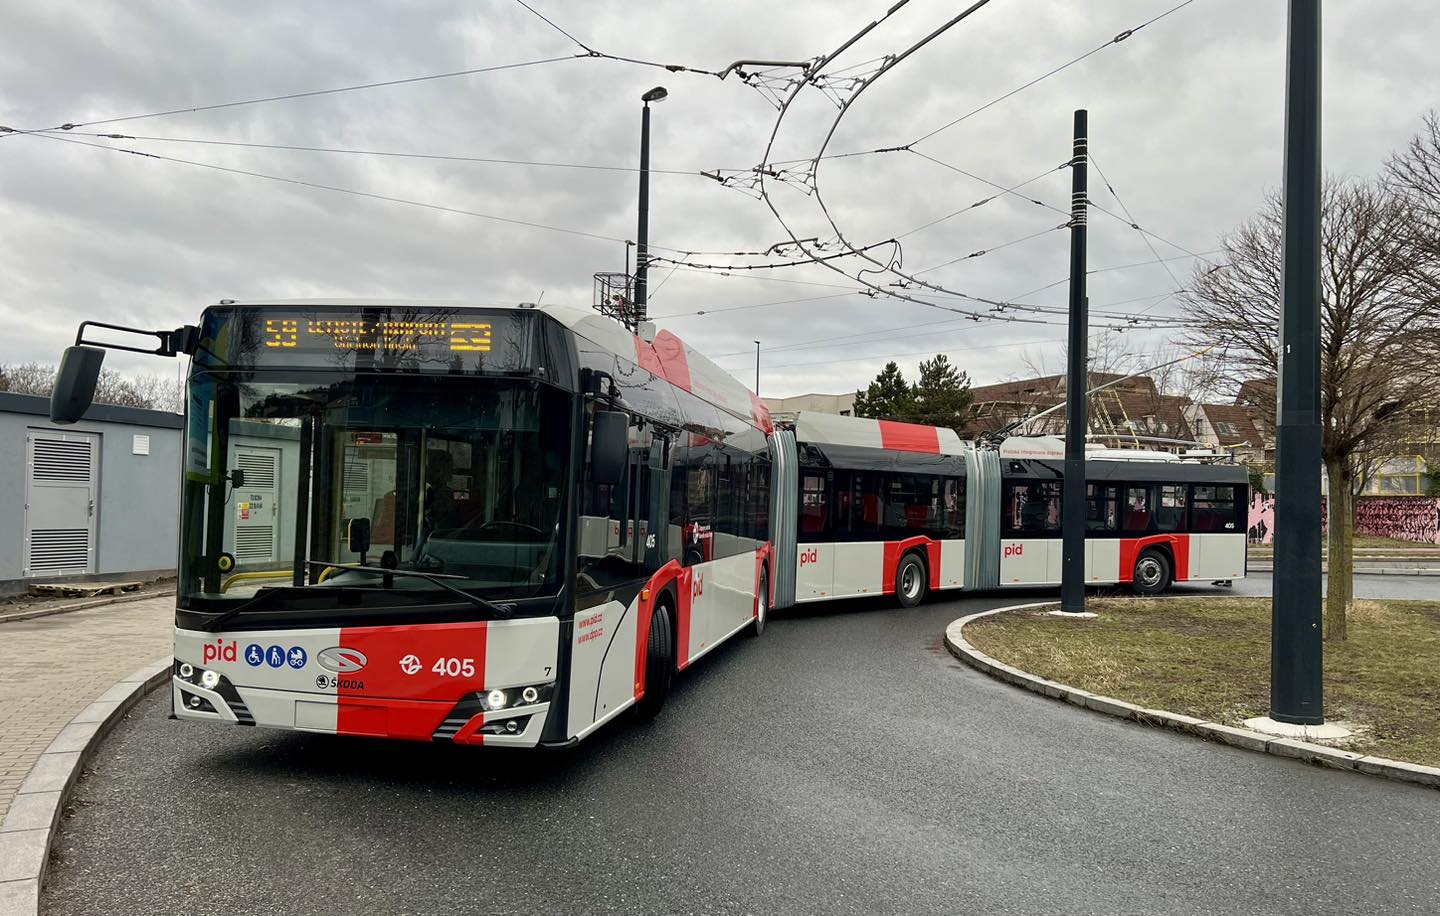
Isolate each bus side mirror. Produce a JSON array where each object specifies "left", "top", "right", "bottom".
[
  {"left": 347, "top": 518, "right": 372, "bottom": 556},
  {"left": 50, "top": 346, "right": 106, "bottom": 424},
  {"left": 591, "top": 410, "right": 628, "bottom": 485}
]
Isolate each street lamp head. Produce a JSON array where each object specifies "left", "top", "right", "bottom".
[{"left": 642, "top": 86, "right": 669, "bottom": 104}]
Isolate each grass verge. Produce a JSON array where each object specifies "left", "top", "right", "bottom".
[{"left": 965, "top": 597, "right": 1440, "bottom": 767}]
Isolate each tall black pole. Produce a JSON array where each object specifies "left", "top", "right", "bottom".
[
  {"left": 1270, "top": 0, "right": 1324, "bottom": 725},
  {"left": 754, "top": 340, "right": 761, "bottom": 393},
  {"left": 1060, "top": 110, "right": 1089, "bottom": 615},
  {"left": 633, "top": 101, "right": 652, "bottom": 330}
]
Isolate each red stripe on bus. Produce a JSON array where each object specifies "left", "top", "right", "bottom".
[
  {"left": 1117, "top": 534, "right": 1190, "bottom": 583},
  {"left": 877, "top": 420, "right": 940, "bottom": 454},
  {"left": 635, "top": 330, "right": 694, "bottom": 393},
  {"left": 337, "top": 621, "right": 488, "bottom": 740},
  {"left": 750, "top": 393, "right": 774, "bottom": 434}
]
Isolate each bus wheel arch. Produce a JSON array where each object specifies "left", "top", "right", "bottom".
[
  {"left": 1131, "top": 547, "right": 1172, "bottom": 596},
  {"left": 895, "top": 550, "right": 928, "bottom": 608}
]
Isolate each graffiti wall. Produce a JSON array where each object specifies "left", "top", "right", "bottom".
[
  {"left": 1248, "top": 494, "right": 1440, "bottom": 545},
  {"left": 1354, "top": 497, "right": 1440, "bottom": 544}
]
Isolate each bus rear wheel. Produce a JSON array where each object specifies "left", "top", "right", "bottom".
[
  {"left": 749, "top": 569, "right": 768, "bottom": 637},
  {"left": 636, "top": 602, "right": 674, "bottom": 720},
  {"left": 1131, "top": 550, "right": 1171, "bottom": 596},
  {"left": 895, "top": 554, "right": 928, "bottom": 608}
]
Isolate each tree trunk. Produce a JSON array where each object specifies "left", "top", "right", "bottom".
[{"left": 1324, "top": 457, "right": 1353, "bottom": 641}]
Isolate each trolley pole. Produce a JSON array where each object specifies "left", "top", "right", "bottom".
[
  {"left": 1270, "top": 0, "right": 1325, "bottom": 724},
  {"left": 1060, "top": 109, "right": 1089, "bottom": 615}
]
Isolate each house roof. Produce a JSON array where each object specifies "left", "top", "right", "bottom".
[{"left": 1197, "top": 403, "right": 1263, "bottom": 446}]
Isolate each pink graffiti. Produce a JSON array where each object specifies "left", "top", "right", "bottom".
[{"left": 1249, "top": 494, "right": 1440, "bottom": 545}]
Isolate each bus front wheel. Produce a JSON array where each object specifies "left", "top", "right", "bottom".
[
  {"left": 895, "top": 554, "right": 928, "bottom": 608},
  {"left": 636, "top": 602, "right": 674, "bottom": 720},
  {"left": 1131, "top": 550, "right": 1172, "bottom": 596}
]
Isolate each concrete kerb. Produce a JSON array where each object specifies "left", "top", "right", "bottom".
[
  {"left": 944, "top": 603, "right": 1440, "bottom": 793},
  {"left": 1246, "top": 564, "right": 1440, "bottom": 577},
  {"left": 0, "top": 589, "right": 176, "bottom": 626},
  {"left": 0, "top": 655, "right": 171, "bottom": 916}
]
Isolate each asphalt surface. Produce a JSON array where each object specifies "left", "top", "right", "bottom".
[{"left": 43, "top": 574, "right": 1440, "bottom": 916}]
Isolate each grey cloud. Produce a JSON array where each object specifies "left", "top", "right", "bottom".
[{"left": 1, "top": 0, "right": 1434, "bottom": 392}]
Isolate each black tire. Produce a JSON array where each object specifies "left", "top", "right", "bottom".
[
  {"left": 749, "top": 569, "right": 768, "bottom": 637},
  {"left": 1131, "top": 549, "right": 1172, "bottom": 596},
  {"left": 895, "top": 553, "right": 928, "bottom": 608},
  {"left": 635, "top": 602, "right": 674, "bottom": 720}
]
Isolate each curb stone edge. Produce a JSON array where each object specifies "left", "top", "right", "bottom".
[
  {"left": 0, "top": 656, "right": 171, "bottom": 916},
  {"left": 944, "top": 603, "right": 1440, "bottom": 792}
]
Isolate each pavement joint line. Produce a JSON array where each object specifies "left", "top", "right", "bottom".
[
  {"left": 943, "top": 602, "right": 1440, "bottom": 793},
  {"left": 0, "top": 589, "right": 176, "bottom": 626},
  {"left": 0, "top": 657, "right": 170, "bottom": 916}
]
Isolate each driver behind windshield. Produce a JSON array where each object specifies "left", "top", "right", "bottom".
[{"left": 418, "top": 450, "right": 462, "bottom": 550}]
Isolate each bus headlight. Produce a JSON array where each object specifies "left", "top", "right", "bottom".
[
  {"left": 478, "top": 683, "right": 553, "bottom": 711},
  {"left": 179, "top": 662, "right": 194, "bottom": 679},
  {"left": 200, "top": 669, "right": 221, "bottom": 690}
]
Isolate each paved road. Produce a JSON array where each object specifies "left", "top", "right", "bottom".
[{"left": 43, "top": 578, "right": 1440, "bottom": 916}]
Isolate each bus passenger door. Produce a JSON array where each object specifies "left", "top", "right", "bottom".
[{"left": 795, "top": 471, "right": 833, "bottom": 600}]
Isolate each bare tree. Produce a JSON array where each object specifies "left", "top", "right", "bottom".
[
  {"left": 0, "top": 361, "right": 176, "bottom": 410},
  {"left": 0, "top": 362, "right": 58, "bottom": 396},
  {"left": 1183, "top": 177, "right": 1440, "bottom": 640}
]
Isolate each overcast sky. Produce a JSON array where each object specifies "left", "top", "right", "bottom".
[{"left": 1, "top": 1, "right": 1435, "bottom": 397}]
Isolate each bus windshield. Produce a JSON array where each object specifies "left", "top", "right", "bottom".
[{"left": 179, "top": 371, "right": 571, "bottom": 607}]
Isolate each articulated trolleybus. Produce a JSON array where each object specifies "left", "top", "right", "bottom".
[
  {"left": 50, "top": 300, "right": 1245, "bottom": 748},
  {"left": 763, "top": 412, "right": 1249, "bottom": 609},
  {"left": 52, "top": 300, "right": 775, "bottom": 747}
]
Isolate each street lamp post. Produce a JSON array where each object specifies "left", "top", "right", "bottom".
[{"left": 633, "top": 86, "right": 668, "bottom": 329}]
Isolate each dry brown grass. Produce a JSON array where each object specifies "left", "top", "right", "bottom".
[{"left": 966, "top": 597, "right": 1440, "bottom": 767}]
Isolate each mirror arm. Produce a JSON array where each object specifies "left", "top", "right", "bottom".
[{"left": 75, "top": 320, "right": 200, "bottom": 357}]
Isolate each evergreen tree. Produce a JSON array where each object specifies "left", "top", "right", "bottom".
[
  {"left": 853, "top": 361, "right": 914, "bottom": 421},
  {"left": 909, "top": 354, "right": 973, "bottom": 429}
]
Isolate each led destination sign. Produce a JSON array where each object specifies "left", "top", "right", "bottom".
[
  {"left": 262, "top": 317, "right": 493, "bottom": 353},
  {"left": 195, "top": 306, "right": 539, "bottom": 374}
]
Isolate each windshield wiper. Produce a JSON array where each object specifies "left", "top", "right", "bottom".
[
  {"left": 199, "top": 585, "right": 322, "bottom": 632},
  {"left": 304, "top": 561, "right": 515, "bottom": 618}
]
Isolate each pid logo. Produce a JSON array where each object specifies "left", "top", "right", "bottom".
[
  {"left": 799, "top": 548, "right": 819, "bottom": 567},
  {"left": 202, "top": 640, "right": 237, "bottom": 665},
  {"left": 691, "top": 572, "right": 704, "bottom": 600},
  {"left": 1003, "top": 543, "right": 1025, "bottom": 558}
]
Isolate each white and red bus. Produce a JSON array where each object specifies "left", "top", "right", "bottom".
[
  {"left": 52, "top": 300, "right": 774, "bottom": 747},
  {"left": 765, "top": 413, "right": 1248, "bottom": 610}
]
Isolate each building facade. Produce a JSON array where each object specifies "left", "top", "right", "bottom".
[{"left": 0, "top": 392, "right": 182, "bottom": 592}]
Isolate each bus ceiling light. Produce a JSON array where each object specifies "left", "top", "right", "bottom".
[
  {"left": 200, "top": 669, "right": 221, "bottom": 690},
  {"left": 486, "top": 689, "right": 507, "bottom": 710}
]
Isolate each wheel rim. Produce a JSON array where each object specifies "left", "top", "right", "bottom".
[
  {"left": 902, "top": 565, "right": 920, "bottom": 599},
  {"left": 1137, "top": 557, "right": 1162, "bottom": 587}
]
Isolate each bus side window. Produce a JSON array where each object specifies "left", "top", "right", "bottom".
[
  {"left": 1122, "top": 485, "right": 1152, "bottom": 533},
  {"left": 1155, "top": 484, "right": 1187, "bottom": 532},
  {"left": 800, "top": 473, "right": 828, "bottom": 538}
]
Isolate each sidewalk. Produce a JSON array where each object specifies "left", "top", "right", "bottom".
[{"left": 0, "top": 596, "right": 174, "bottom": 823}]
